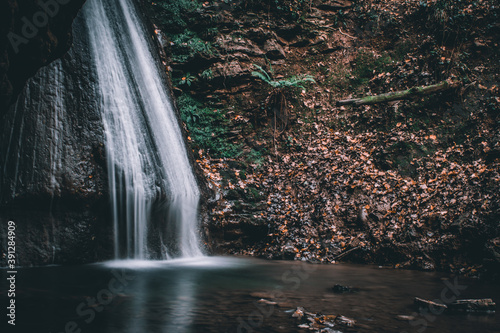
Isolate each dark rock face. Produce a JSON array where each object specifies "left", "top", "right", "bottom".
[
  {"left": 0, "top": 2, "right": 213, "bottom": 266},
  {"left": 0, "top": 13, "right": 112, "bottom": 266},
  {"left": 0, "top": 0, "right": 86, "bottom": 114}
]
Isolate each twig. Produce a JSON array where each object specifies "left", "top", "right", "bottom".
[
  {"left": 339, "top": 28, "right": 357, "bottom": 39},
  {"left": 335, "top": 246, "right": 360, "bottom": 260}
]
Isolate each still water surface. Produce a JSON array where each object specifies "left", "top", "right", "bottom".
[{"left": 1, "top": 257, "right": 499, "bottom": 332}]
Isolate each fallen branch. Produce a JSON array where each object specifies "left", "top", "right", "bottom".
[
  {"left": 335, "top": 246, "right": 360, "bottom": 260},
  {"left": 337, "top": 79, "right": 460, "bottom": 107},
  {"left": 339, "top": 28, "right": 357, "bottom": 39}
]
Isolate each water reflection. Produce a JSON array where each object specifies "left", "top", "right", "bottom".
[
  {"left": 2, "top": 257, "right": 499, "bottom": 333},
  {"left": 102, "top": 257, "right": 249, "bottom": 332}
]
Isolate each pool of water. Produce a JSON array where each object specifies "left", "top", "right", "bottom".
[{"left": 1, "top": 256, "right": 499, "bottom": 332}]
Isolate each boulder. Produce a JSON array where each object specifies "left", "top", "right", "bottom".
[{"left": 264, "top": 39, "right": 286, "bottom": 59}]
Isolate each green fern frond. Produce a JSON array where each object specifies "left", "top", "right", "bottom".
[
  {"left": 251, "top": 64, "right": 273, "bottom": 83},
  {"left": 251, "top": 71, "right": 272, "bottom": 84},
  {"left": 251, "top": 64, "right": 316, "bottom": 91}
]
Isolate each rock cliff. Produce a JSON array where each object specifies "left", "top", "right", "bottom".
[{"left": 0, "top": 0, "right": 86, "bottom": 114}]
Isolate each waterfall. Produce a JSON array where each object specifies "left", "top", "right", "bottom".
[{"left": 82, "top": 0, "right": 203, "bottom": 259}]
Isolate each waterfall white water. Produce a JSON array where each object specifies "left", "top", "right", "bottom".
[{"left": 83, "top": 0, "right": 203, "bottom": 259}]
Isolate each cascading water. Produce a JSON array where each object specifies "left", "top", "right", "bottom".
[
  {"left": 82, "top": 0, "right": 203, "bottom": 259},
  {"left": 0, "top": 0, "right": 202, "bottom": 262}
]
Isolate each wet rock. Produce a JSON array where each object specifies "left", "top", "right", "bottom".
[
  {"left": 335, "top": 315, "right": 356, "bottom": 327},
  {"left": 292, "top": 307, "right": 305, "bottom": 319},
  {"left": 410, "top": 256, "right": 436, "bottom": 271},
  {"left": 0, "top": 0, "right": 87, "bottom": 113},
  {"left": 283, "top": 241, "right": 299, "bottom": 259},
  {"left": 331, "top": 284, "right": 359, "bottom": 293},
  {"left": 414, "top": 297, "right": 496, "bottom": 314},
  {"left": 0, "top": 14, "right": 112, "bottom": 266},
  {"left": 449, "top": 299, "right": 496, "bottom": 313}
]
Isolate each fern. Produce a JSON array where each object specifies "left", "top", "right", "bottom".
[
  {"left": 251, "top": 64, "right": 315, "bottom": 91},
  {"left": 251, "top": 64, "right": 273, "bottom": 84},
  {"left": 251, "top": 64, "right": 316, "bottom": 134}
]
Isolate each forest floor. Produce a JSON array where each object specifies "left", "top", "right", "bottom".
[{"left": 144, "top": 0, "right": 500, "bottom": 277}]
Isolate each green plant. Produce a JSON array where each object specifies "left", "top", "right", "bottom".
[
  {"left": 200, "top": 69, "right": 214, "bottom": 81},
  {"left": 351, "top": 51, "right": 393, "bottom": 87},
  {"left": 251, "top": 63, "right": 315, "bottom": 135},
  {"left": 148, "top": 0, "right": 201, "bottom": 32},
  {"left": 205, "top": 27, "right": 219, "bottom": 37},
  {"left": 251, "top": 64, "right": 315, "bottom": 91},
  {"left": 177, "top": 94, "right": 242, "bottom": 158},
  {"left": 178, "top": 73, "right": 196, "bottom": 86},
  {"left": 246, "top": 148, "right": 266, "bottom": 166},
  {"left": 170, "top": 31, "right": 216, "bottom": 63}
]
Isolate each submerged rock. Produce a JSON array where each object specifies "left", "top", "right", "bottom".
[
  {"left": 414, "top": 297, "right": 496, "bottom": 314},
  {"left": 331, "top": 284, "right": 359, "bottom": 293},
  {"left": 449, "top": 299, "right": 496, "bottom": 313}
]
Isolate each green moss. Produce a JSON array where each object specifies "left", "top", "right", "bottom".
[
  {"left": 177, "top": 94, "right": 242, "bottom": 158},
  {"left": 245, "top": 148, "right": 267, "bottom": 166},
  {"left": 147, "top": 0, "right": 200, "bottom": 32},
  {"left": 169, "top": 31, "right": 216, "bottom": 63},
  {"left": 351, "top": 51, "right": 394, "bottom": 87}
]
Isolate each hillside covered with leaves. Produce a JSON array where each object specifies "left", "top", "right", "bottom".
[{"left": 144, "top": 0, "right": 499, "bottom": 276}]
